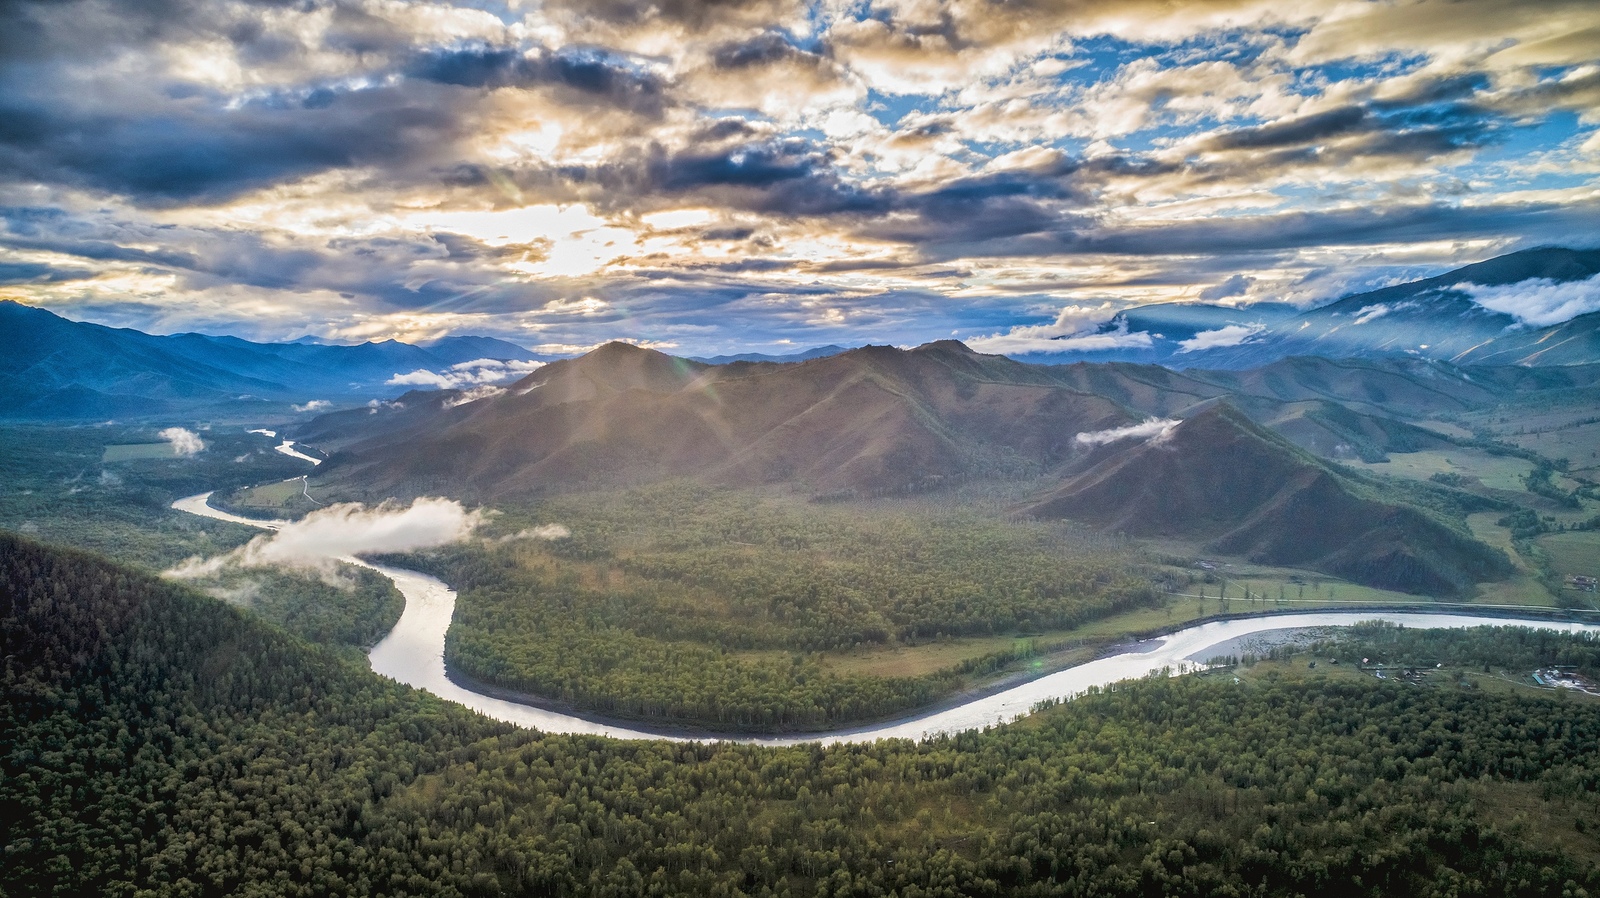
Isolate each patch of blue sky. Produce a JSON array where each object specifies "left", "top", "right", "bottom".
[
  {"left": 1161, "top": 28, "right": 1289, "bottom": 67},
  {"left": 470, "top": 0, "right": 521, "bottom": 27},
  {"left": 1101, "top": 129, "right": 1171, "bottom": 155},
  {"left": 1052, "top": 35, "right": 1149, "bottom": 86},
  {"left": 945, "top": 302, "right": 1055, "bottom": 332},
  {"left": 1488, "top": 109, "right": 1581, "bottom": 153},
  {"left": 1297, "top": 52, "right": 1430, "bottom": 89},
  {"left": 864, "top": 89, "right": 937, "bottom": 129},
  {"left": 957, "top": 137, "right": 1030, "bottom": 160}
]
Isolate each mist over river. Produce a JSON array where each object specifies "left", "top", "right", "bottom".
[{"left": 173, "top": 491, "right": 1600, "bottom": 745}]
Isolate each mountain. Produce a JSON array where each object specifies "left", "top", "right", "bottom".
[
  {"left": 1011, "top": 302, "right": 1302, "bottom": 365},
  {"left": 1195, "top": 247, "right": 1600, "bottom": 369},
  {"left": 421, "top": 334, "right": 554, "bottom": 363},
  {"left": 1004, "top": 247, "right": 1600, "bottom": 369},
  {"left": 0, "top": 301, "right": 543, "bottom": 421},
  {"left": 692, "top": 345, "right": 853, "bottom": 365},
  {"left": 300, "top": 338, "right": 1590, "bottom": 506},
  {"left": 305, "top": 340, "right": 1142, "bottom": 500},
  {"left": 1450, "top": 310, "right": 1600, "bottom": 367},
  {"left": 1024, "top": 404, "right": 1513, "bottom": 596}
]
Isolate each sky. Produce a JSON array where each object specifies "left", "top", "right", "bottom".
[{"left": 1, "top": 0, "right": 1597, "bottom": 356}]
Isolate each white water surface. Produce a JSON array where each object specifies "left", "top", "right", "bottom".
[
  {"left": 274, "top": 440, "right": 322, "bottom": 465},
  {"left": 171, "top": 490, "right": 1600, "bottom": 745}
]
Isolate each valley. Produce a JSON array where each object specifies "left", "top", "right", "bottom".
[
  {"left": 6, "top": 0, "right": 1600, "bottom": 887},
  {"left": 141, "top": 328, "right": 1597, "bottom": 735},
  {"left": 4, "top": 249, "right": 1600, "bottom": 895},
  {"left": 9, "top": 529, "right": 1600, "bottom": 896}
]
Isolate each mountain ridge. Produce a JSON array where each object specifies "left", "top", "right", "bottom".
[
  {"left": 1008, "top": 246, "right": 1600, "bottom": 369},
  {"left": 0, "top": 300, "right": 546, "bottom": 420},
  {"left": 1023, "top": 403, "right": 1513, "bottom": 596}
]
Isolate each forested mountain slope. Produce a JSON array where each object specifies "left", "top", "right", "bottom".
[
  {"left": 312, "top": 340, "right": 1140, "bottom": 499},
  {"left": 7, "top": 533, "right": 1600, "bottom": 896},
  {"left": 302, "top": 340, "right": 1575, "bottom": 502},
  {"left": 1025, "top": 404, "right": 1513, "bottom": 595}
]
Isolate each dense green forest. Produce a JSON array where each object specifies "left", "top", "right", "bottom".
[
  {"left": 398, "top": 483, "right": 1159, "bottom": 730},
  {"left": 0, "top": 424, "right": 305, "bottom": 569},
  {"left": 1312, "top": 621, "right": 1600, "bottom": 676},
  {"left": 7, "top": 531, "right": 1600, "bottom": 897},
  {"left": 184, "top": 564, "right": 405, "bottom": 655},
  {"left": 0, "top": 424, "right": 403, "bottom": 660}
]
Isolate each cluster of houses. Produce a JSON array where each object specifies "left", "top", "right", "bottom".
[{"left": 1532, "top": 667, "right": 1600, "bottom": 696}]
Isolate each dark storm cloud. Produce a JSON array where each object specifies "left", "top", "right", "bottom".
[
  {"left": 1042, "top": 200, "right": 1600, "bottom": 257},
  {"left": 1208, "top": 106, "right": 1372, "bottom": 150},
  {"left": 1205, "top": 95, "right": 1496, "bottom": 157},
  {"left": 406, "top": 45, "right": 671, "bottom": 116},
  {"left": 0, "top": 91, "right": 462, "bottom": 203},
  {"left": 541, "top": 0, "right": 805, "bottom": 31},
  {"left": 709, "top": 31, "right": 827, "bottom": 69},
  {"left": 515, "top": 138, "right": 894, "bottom": 217},
  {"left": 0, "top": 261, "right": 95, "bottom": 286}
]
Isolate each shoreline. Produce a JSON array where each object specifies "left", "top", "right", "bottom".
[
  {"left": 438, "top": 602, "right": 1598, "bottom": 739},
  {"left": 172, "top": 488, "right": 1600, "bottom": 743}
]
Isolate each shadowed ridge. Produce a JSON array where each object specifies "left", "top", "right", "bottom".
[
  {"left": 311, "top": 340, "right": 1140, "bottom": 500},
  {"left": 1024, "top": 403, "right": 1512, "bottom": 596},
  {"left": 501, "top": 341, "right": 711, "bottom": 406}
]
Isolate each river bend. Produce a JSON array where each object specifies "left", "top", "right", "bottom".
[{"left": 172, "top": 491, "right": 1600, "bottom": 745}]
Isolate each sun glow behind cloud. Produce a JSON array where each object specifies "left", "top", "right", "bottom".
[{"left": 0, "top": 0, "right": 1595, "bottom": 353}]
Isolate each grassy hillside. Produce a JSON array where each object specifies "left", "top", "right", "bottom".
[{"left": 1026, "top": 404, "right": 1513, "bottom": 596}]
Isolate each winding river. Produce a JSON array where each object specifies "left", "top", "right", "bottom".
[{"left": 172, "top": 490, "right": 1600, "bottom": 746}]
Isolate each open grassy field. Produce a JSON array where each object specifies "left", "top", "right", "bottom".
[
  {"left": 1343, "top": 447, "right": 1533, "bottom": 491},
  {"left": 102, "top": 442, "right": 180, "bottom": 461},
  {"left": 1459, "top": 511, "right": 1573, "bottom": 604},
  {"left": 1414, "top": 419, "right": 1476, "bottom": 440},
  {"left": 1539, "top": 530, "right": 1600, "bottom": 580},
  {"left": 1232, "top": 654, "right": 1600, "bottom": 707},
  {"left": 1453, "top": 396, "right": 1600, "bottom": 474},
  {"left": 228, "top": 477, "right": 316, "bottom": 513}
]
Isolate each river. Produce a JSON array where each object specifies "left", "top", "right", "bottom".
[{"left": 171, "top": 490, "right": 1600, "bottom": 745}]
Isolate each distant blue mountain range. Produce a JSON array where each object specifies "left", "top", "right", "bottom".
[
  {"left": 0, "top": 302, "right": 544, "bottom": 421},
  {"left": 1012, "top": 247, "right": 1600, "bottom": 368},
  {"left": 691, "top": 345, "right": 853, "bottom": 365},
  {"left": 4, "top": 247, "right": 1596, "bottom": 421}
]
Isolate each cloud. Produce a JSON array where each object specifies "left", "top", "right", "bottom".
[
  {"left": 405, "top": 45, "right": 672, "bottom": 117},
  {"left": 0, "top": 261, "right": 94, "bottom": 285},
  {"left": 1176, "top": 323, "right": 1266, "bottom": 352},
  {"left": 158, "top": 427, "right": 205, "bottom": 456},
  {"left": 1458, "top": 273, "right": 1600, "bottom": 327},
  {"left": 443, "top": 384, "right": 506, "bottom": 408},
  {"left": 498, "top": 524, "right": 571, "bottom": 542},
  {"left": 1350, "top": 301, "right": 1419, "bottom": 325},
  {"left": 966, "top": 301, "right": 1140, "bottom": 354},
  {"left": 0, "top": 0, "right": 1597, "bottom": 358},
  {"left": 168, "top": 497, "right": 487, "bottom": 577},
  {"left": 1199, "top": 275, "right": 1254, "bottom": 301},
  {"left": 387, "top": 357, "right": 545, "bottom": 390},
  {"left": 293, "top": 400, "right": 332, "bottom": 413},
  {"left": 1075, "top": 418, "right": 1181, "bottom": 447}
]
